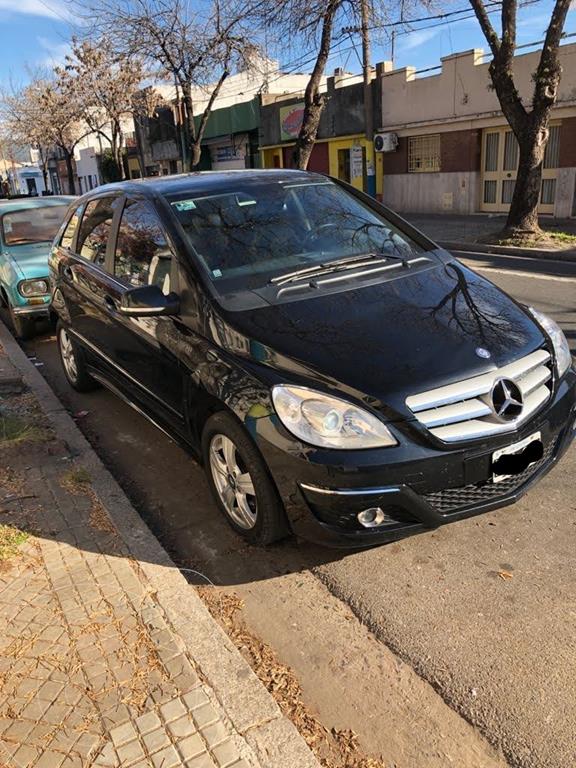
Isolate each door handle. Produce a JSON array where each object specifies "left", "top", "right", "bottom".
[{"left": 104, "top": 294, "right": 118, "bottom": 312}]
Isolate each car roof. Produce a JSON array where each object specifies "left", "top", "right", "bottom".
[
  {"left": 0, "top": 196, "right": 76, "bottom": 213},
  {"left": 80, "top": 169, "right": 330, "bottom": 201}
]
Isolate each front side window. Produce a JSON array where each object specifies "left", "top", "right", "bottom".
[
  {"left": 60, "top": 205, "right": 82, "bottom": 249},
  {"left": 114, "top": 199, "right": 172, "bottom": 294},
  {"left": 76, "top": 197, "right": 118, "bottom": 266},
  {"left": 408, "top": 135, "right": 441, "bottom": 173},
  {"left": 169, "top": 179, "right": 424, "bottom": 293},
  {"left": 1, "top": 204, "right": 68, "bottom": 246}
]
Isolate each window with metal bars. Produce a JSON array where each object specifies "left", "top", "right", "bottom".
[{"left": 408, "top": 135, "right": 441, "bottom": 173}]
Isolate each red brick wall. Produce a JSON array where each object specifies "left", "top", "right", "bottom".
[
  {"left": 559, "top": 117, "right": 576, "bottom": 167},
  {"left": 381, "top": 136, "right": 408, "bottom": 174},
  {"left": 381, "top": 129, "right": 481, "bottom": 175},
  {"left": 441, "top": 129, "right": 481, "bottom": 172}
]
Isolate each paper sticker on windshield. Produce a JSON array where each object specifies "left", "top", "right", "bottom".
[
  {"left": 212, "top": 268, "right": 222, "bottom": 278},
  {"left": 172, "top": 200, "right": 196, "bottom": 211},
  {"left": 3, "top": 219, "right": 12, "bottom": 233}
]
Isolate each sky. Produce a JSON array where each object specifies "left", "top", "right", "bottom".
[{"left": 0, "top": 0, "right": 575, "bottom": 89}]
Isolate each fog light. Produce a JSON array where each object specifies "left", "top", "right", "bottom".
[{"left": 357, "top": 507, "right": 387, "bottom": 528}]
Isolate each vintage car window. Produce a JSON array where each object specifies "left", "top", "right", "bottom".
[
  {"left": 168, "top": 179, "right": 424, "bottom": 291},
  {"left": 2, "top": 204, "right": 68, "bottom": 246},
  {"left": 114, "top": 199, "right": 172, "bottom": 294},
  {"left": 76, "top": 197, "right": 118, "bottom": 266},
  {"left": 60, "top": 205, "right": 83, "bottom": 250}
]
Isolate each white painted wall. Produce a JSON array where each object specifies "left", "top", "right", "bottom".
[
  {"left": 380, "top": 43, "right": 576, "bottom": 131},
  {"left": 383, "top": 171, "right": 480, "bottom": 214}
]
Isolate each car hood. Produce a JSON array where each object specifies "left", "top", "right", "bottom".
[
  {"left": 4, "top": 243, "right": 51, "bottom": 280},
  {"left": 213, "top": 259, "right": 546, "bottom": 421}
]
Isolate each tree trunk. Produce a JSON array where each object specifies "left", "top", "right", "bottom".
[
  {"left": 292, "top": 0, "right": 339, "bottom": 170},
  {"left": 505, "top": 128, "right": 546, "bottom": 235},
  {"left": 292, "top": 95, "right": 326, "bottom": 169},
  {"left": 64, "top": 149, "right": 76, "bottom": 195},
  {"left": 181, "top": 82, "right": 197, "bottom": 172}
]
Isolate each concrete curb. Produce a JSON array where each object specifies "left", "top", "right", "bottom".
[
  {"left": 439, "top": 240, "right": 576, "bottom": 262},
  {"left": 0, "top": 320, "right": 321, "bottom": 768}
]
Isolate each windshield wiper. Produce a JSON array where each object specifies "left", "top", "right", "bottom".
[{"left": 270, "top": 252, "right": 391, "bottom": 286}]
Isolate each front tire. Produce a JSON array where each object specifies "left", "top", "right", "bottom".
[
  {"left": 201, "top": 411, "right": 289, "bottom": 546},
  {"left": 56, "top": 321, "right": 99, "bottom": 392}
]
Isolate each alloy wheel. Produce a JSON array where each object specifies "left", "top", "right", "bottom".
[
  {"left": 209, "top": 434, "right": 258, "bottom": 529},
  {"left": 59, "top": 328, "right": 78, "bottom": 382}
]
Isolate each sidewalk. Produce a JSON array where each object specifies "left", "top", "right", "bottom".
[
  {"left": 0, "top": 329, "right": 320, "bottom": 768},
  {"left": 401, "top": 212, "right": 576, "bottom": 244}
]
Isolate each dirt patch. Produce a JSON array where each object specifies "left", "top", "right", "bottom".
[
  {"left": 198, "top": 587, "right": 385, "bottom": 768},
  {"left": 479, "top": 229, "right": 576, "bottom": 251},
  {"left": 60, "top": 466, "right": 118, "bottom": 536},
  {"left": 0, "top": 524, "right": 28, "bottom": 562}
]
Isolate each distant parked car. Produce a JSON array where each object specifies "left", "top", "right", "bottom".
[
  {"left": 0, "top": 196, "right": 74, "bottom": 339},
  {"left": 49, "top": 171, "right": 575, "bottom": 547}
]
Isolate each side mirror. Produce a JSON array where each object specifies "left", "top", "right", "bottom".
[{"left": 119, "top": 284, "right": 180, "bottom": 317}]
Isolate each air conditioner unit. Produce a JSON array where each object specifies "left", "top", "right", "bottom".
[{"left": 374, "top": 133, "right": 398, "bottom": 153}]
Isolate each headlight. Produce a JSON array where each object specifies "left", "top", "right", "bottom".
[
  {"left": 18, "top": 279, "right": 49, "bottom": 298},
  {"left": 529, "top": 307, "right": 572, "bottom": 377},
  {"left": 272, "top": 385, "right": 397, "bottom": 449}
]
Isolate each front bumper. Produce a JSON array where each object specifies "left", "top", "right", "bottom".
[
  {"left": 253, "top": 369, "right": 576, "bottom": 548},
  {"left": 11, "top": 303, "right": 50, "bottom": 318}
]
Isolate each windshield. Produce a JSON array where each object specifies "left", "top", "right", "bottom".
[
  {"left": 168, "top": 179, "right": 425, "bottom": 292},
  {"left": 1, "top": 204, "right": 68, "bottom": 246}
]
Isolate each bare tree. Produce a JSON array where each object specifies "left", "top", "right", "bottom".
[
  {"left": 1, "top": 81, "right": 54, "bottom": 192},
  {"left": 56, "top": 38, "right": 144, "bottom": 180},
  {"left": 82, "top": 0, "right": 260, "bottom": 170},
  {"left": 469, "top": 0, "right": 572, "bottom": 236}
]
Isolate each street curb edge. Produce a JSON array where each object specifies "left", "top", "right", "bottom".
[
  {"left": 0, "top": 320, "right": 321, "bottom": 768},
  {"left": 439, "top": 240, "right": 576, "bottom": 262}
]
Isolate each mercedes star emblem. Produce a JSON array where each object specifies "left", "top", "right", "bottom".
[{"left": 491, "top": 378, "right": 524, "bottom": 422}]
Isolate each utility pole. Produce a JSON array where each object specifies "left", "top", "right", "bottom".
[
  {"left": 360, "top": 0, "right": 376, "bottom": 195},
  {"left": 361, "top": 0, "right": 373, "bottom": 141}
]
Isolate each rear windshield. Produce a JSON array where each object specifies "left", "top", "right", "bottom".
[
  {"left": 1, "top": 204, "right": 69, "bottom": 246},
  {"left": 168, "top": 179, "right": 424, "bottom": 291}
]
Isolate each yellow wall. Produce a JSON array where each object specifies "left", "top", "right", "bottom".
[
  {"left": 261, "top": 136, "right": 383, "bottom": 197},
  {"left": 261, "top": 148, "right": 283, "bottom": 169},
  {"left": 127, "top": 157, "right": 142, "bottom": 179},
  {"left": 327, "top": 136, "right": 382, "bottom": 196}
]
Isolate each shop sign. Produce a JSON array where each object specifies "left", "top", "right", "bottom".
[
  {"left": 280, "top": 103, "right": 305, "bottom": 141},
  {"left": 350, "top": 145, "right": 364, "bottom": 180}
]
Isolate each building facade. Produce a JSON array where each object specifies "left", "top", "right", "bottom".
[
  {"left": 259, "top": 68, "right": 387, "bottom": 198},
  {"left": 134, "top": 59, "right": 313, "bottom": 176},
  {"left": 378, "top": 44, "right": 576, "bottom": 218}
]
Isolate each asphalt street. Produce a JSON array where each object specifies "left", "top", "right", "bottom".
[{"left": 21, "top": 251, "right": 576, "bottom": 768}]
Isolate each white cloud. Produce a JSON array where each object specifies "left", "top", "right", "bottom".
[
  {"left": 398, "top": 27, "right": 442, "bottom": 53},
  {"left": 0, "top": 0, "right": 72, "bottom": 21},
  {"left": 37, "top": 36, "right": 71, "bottom": 67}
]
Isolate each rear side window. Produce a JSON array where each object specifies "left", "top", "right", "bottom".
[
  {"left": 114, "top": 199, "right": 173, "bottom": 294},
  {"left": 60, "top": 206, "right": 82, "bottom": 249},
  {"left": 76, "top": 197, "right": 118, "bottom": 266}
]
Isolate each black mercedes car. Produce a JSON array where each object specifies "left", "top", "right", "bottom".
[{"left": 48, "top": 170, "right": 576, "bottom": 547}]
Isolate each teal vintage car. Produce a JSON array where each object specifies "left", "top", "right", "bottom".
[{"left": 0, "top": 196, "right": 74, "bottom": 338}]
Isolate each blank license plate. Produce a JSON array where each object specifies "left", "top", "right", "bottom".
[{"left": 492, "top": 431, "right": 542, "bottom": 483}]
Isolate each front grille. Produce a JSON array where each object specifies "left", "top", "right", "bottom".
[
  {"left": 406, "top": 349, "right": 553, "bottom": 443},
  {"left": 423, "top": 440, "right": 555, "bottom": 515}
]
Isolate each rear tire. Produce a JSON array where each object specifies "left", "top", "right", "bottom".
[
  {"left": 56, "top": 321, "right": 99, "bottom": 392},
  {"left": 201, "top": 411, "right": 289, "bottom": 546}
]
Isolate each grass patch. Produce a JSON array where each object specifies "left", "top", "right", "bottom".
[
  {"left": 547, "top": 231, "right": 576, "bottom": 244},
  {"left": 0, "top": 524, "right": 28, "bottom": 562},
  {"left": 0, "top": 413, "right": 46, "bottom": 444},
  {"left": 62, "top": 466, "right": 92, "bottom": 491}
]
